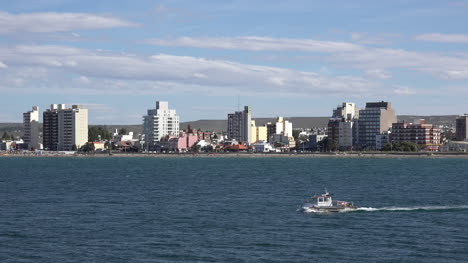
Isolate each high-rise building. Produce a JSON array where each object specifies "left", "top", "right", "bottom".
[
  {"left": 23, "top": 106, "right": 40, "bottom": 150},
  {"left": 327, "top": 102, "right": 359, "bottom": 151},
  {"left": 357, "top": 101, "right": 397, "bottom": 150},
  {"left": 333, "top": 102, "right": 359, "bottom": 121},
  {"left": 456, "top": 114, "right": 468, "bottom": 141},
  {"left": 391, "top": 120, "right": 441, "bottom": 151},
  {"left": 143, "top": 101, "right": 180, "bottom": 149},
  {"left": 227, "top": 106, "right": 252, "bottom": 144},
  {"left": 57, "top": 105, "right": 88, "bottom": 151},
  {"left": 43, "top": 104, "right": 64, "bottom": 151},
  {"left": 265, "top": 117, "right": 292, "bottom": 142},
  {"left": 265, "top": 117, "right": 295, "bottom": 148}
]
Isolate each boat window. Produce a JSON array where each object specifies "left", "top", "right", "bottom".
[{"left": 319, "top": 198, "right": 323, "bottom": 202}]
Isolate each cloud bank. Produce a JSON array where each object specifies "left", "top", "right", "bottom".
[
  {"left": 0, "top": 11, "right": 138, "bottom": 34},
  {"left": 146, "top": 36, "right": 468, "bottom": 80},
  {"left": 414, "top": 33, "right": 468, "bottom": 43},
  {"left": 0, "top": 44, "right": 379, "bottom": 97}
]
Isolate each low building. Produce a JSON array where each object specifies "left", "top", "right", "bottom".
[
  {"left": 252, "top": 140, "right": 274, "bottom": 152},
  {"left": 446, "top": 141, "right": 468, "bottom": 152},
  {"left": 224, "top": 143, "right": 248, "bottom": 152},
  {"left": 391, "top": 120, "right": 441, "bottom": 151},
  {"left": 161, "top": 133, "right": 199, "bottom": 152},
  {"left": 376, "top": 131, "right": 391, "bottom": 150},
  {"left": 308, "top": 134, "right": 327, "bottom": 151}
]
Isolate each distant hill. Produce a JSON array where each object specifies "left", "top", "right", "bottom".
[
  {"left": 0, "top": 115, "right": 458, "bottom": 137},
  {"left": 397, "top": 115, "right": 457, "bottom": 127}
]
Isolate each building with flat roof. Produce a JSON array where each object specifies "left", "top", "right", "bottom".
[
  {"left": 456, "top": 114, "right": 468, "bottom": 141},
  {"left": 23, "top": 106, "right": 40, "bottom": 150},
  {"left": 327, "top": 102, "right": 359, "bottom": 151},
  {"left": 43, "top": 104, "right": 65, "bottom": 151},
  {"left": 143, "top": 101, "right": 180, "bottom": 150},
  {"left": 391, "top": 119, "right": 441, "bottom": 151},
  {"left": 227, "top": 106, "right": 252, "bottom": 144},
  {"left": 57, "top": 105, "right": 88, "bottom": 151},
  {"left": 357, "top": 101, "right": 397, "bottom": 150}
]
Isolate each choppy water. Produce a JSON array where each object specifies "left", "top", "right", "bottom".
[{"left": 1, "top": 157, "right": 467, "bottom": 262}]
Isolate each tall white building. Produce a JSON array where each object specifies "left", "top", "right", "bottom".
[
  {"left": 332, "top": 102, "right": 359, "bottom": 121},
  {"left": 328, "top": 102, "right": 359, "bottom": 151},
  {"left": 23, "top": 106, "right": 40, "bottom": 150},
  {"left": 57, "top": 105, "right": 88, "bottom": 151},
  {"left": 143, "top": 101, "right": 180, "bottom": 149}
]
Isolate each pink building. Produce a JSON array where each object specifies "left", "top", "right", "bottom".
[{"left": 166, "top": 133, "right": 199, "bottom": 152}]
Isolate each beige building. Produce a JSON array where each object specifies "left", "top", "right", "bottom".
[
  {"left": 357, "top": 101, "right": 397, "bottom": 150},
  {"left": 58, "top": 105, "right": 88, "bottom": 151},
  {"left": 251, "top": 120, "right": 267, "bottom": 143}
]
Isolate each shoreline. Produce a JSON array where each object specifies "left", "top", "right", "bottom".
[{"left": 2, "top": 152, "right": 468, "bottom": 158}]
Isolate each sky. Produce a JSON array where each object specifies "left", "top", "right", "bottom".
[{"left": 0, "top": 0, "right": 468, "bottom": 124}]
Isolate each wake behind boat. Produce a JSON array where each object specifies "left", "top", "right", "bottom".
[{"left": 301, "top": 190, "right": 359, "bottom": 213}]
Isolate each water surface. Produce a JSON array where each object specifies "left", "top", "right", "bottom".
[{"left": 1, "top": 157, "right": 467, "bottom": 262}]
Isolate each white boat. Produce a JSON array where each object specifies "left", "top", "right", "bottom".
[{"left": 301, "top": 190, "right": 359, "bottom": 213}]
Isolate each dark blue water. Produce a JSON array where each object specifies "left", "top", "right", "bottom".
[{"left": 1, "top": 157, "right": 468, "bottom": 262}]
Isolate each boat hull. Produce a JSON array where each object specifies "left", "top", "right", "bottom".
[{"left": 301, "top": 204, "right": 359, "bottom": 213}]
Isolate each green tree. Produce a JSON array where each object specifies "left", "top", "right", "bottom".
[
  {"left": 382, "top": 142, "right": 418, "bottom": 152},
  {"left": 1, "top": 131, "right": 11, "bottom": 141},
  {"left": 104, "top": 141, "right": 111, "bottom": 150},
  {"left": 292, "top": 130, "right": 301, "bottom": 141},
  {"left": 118, "top": 128, "right": 128, "bottom": 135},
  {"left": 201, "top": 145, "right": 214, "bottom": 152},
  {"left": 81, "top": 143, "right": 95, "bottom": 152},
  {"left": 318, "top": 137, "right": 328, "bottom": 152},
  {"left": 88, "top": 126, "right": 113, "bottom": 141},
  {"left": 190, "top": 143, "right": 201, "bottom": 152},
  {"left": 71, "top": 144, "right": 77, "bottom": 151}
]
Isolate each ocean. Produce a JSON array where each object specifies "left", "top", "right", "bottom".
[{"left": 1, "top": 157, "right": 467, "bottom": 262}]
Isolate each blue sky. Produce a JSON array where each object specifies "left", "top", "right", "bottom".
[{"left": 1, "top": 0, "right": 468, "bottom": 124}]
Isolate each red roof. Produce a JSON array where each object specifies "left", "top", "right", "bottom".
[{"left": 225, "top": 144, "right": 248, "bottom": 150}]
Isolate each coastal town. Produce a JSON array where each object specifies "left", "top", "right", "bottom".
[{"left": 1, "top": 100, "right": 468, "bottom": 155}]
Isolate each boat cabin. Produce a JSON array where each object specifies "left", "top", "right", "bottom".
[{"left": 314, "top": 192, "right": 333, "bottom": 207}]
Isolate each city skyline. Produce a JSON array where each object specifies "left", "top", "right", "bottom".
[{"left": 1, "top": 0, "right": 468, "bottom": 124}]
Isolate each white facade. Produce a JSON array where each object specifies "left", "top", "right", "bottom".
[
  {"left": 274, "top": 117, "right": 293, "bottom": 137},
  {"left": 23, "top": 106, "right": 40, "bottom": 150},
  {"left": 57, "top": 105, "right": 88, "bottom": 151},
  {"left": 143, "top": 101, "right": 180, "bottom": 148},
  {"left": 333, "top": 102, "right": 359, "bottom": 120},
  {"left": 252, "top": 140, "right": 274, "bottom": 152}
]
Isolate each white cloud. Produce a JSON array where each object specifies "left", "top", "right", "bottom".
[
  {"left": 349, "top": 32, "right": 395, "bottom": 45},
  {"left": 77, "top": 76, "right": 90, "bottom": 84},
  {"left": 0, "top": 11, "right": 138, "bottom": 34},
  {"left": 0, "top": 44, "right": 380, "bottom": 97},
  {"left": 365, "top": 69, "right": 392, "bottom": 79},
  {"left": 393, "top": 86, "right": 416, "bottom": 95},
  {"left": 146, "top": 36, "right": 363, "bottom": 53},
  {"left": 0, "top": 61, "right": 7, "bottom": 68},
  {"left": 414, "top": 33, "right": 468, "bottom": 43},
  {"left": 146, "top": 36, "right": 468, "bottom": 79}
]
